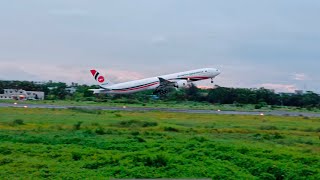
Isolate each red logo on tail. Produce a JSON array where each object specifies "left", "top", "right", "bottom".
[
  {"left": 90, "top": 70, "right": 97, "bottom": 76},
  {"left": 98, "top": 76, "right": 105, "bottom": 83}
]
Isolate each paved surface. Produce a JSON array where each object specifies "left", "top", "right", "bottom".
[{"left": 1, "top": 103, "right": 320, "bottom": 117}]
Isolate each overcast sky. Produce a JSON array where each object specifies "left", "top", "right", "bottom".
[{"left": 0, "top": 0, "right": 319, "bottom": 92}]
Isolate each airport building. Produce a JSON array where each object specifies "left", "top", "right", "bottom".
[{"left": 0, "top": 89, "right": 45, "bottom": 100}]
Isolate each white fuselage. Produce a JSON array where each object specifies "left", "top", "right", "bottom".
[{"left": 100, "top": 68, "right": 220, "bottom": 94}]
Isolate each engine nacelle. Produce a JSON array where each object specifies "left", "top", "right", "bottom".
[{"left": 175, "top": 80, "right": 189, "bottom": 88}]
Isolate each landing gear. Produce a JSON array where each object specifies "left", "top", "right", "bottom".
[{"left": 211, "top": 78, "right": 214, "bottom": 83}]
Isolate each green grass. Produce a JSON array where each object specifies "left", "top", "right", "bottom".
[
  {"left": 0, "top": 107, "right": 319, "bottom": 179},
  {"left": 2, "top": 99, "right": 320, "bottom": 113}
]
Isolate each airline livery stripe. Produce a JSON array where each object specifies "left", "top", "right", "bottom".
[
  {"left": 112, "top": 81, "right": 158, "bottom": 90},
  {"left": 176, "top": 76, "right": 209, "bottom": 80},
  {"left": 113, "top": 82, "right": 159, "bottom": 92},
  {"left": 114, "top": 82, "right": 159, "bottom": 91},
  {"left": 94, "top": 72, "right": 99, "bottom": 80}
]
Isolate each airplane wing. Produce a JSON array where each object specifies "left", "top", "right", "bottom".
[
  {"left": 89, "top": 88, "right": 111, "bottom": 94},
  {"left": 158, "top": 77, "right": 176, "bottom": 86},
  {"left": 153, "top": 77, "right": 176, "bottom": 95}
]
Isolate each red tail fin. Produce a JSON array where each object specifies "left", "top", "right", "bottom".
[{"left": 90, "top": 69, "right": 111, "bottom": 85}]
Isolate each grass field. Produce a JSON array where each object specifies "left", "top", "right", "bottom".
[
  {"left": 0, "top": 107, "right": 319, "bottom": 179},
  {"left": 1, "top": 99, "right": 319, "bottom": 113}
]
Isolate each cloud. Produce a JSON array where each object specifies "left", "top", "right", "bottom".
[
  {"left": 292, "top": 73, "right": 309, "bottom": 81},
  {"left": 259, "top": 83, "right": 297, "bottom": 92},
  {"left": 0, "top": 62, "right": 146, "bottom": 84}
]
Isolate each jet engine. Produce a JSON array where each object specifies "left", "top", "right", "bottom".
[{"left": 175, "top": 80, "right": 189, "bottom": 88}]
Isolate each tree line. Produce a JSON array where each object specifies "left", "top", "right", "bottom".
[{"left": 0, "top": 80, "right": 319, "bottom": 108}]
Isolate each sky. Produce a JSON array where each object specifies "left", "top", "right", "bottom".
[{"left": 0, "top": 0, "right": 319, "bottom": 92}]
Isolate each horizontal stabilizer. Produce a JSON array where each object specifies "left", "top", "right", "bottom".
[{"left": 89, "top": 88, "right": 110, "bottom": 94}]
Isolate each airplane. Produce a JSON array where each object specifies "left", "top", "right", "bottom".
[{"left": 89, "top": 68, "right": 221, "bottom": 95}]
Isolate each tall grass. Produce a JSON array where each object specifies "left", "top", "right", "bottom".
[{"left": 0, "top": 107, "right": 319, "bottom": 179}]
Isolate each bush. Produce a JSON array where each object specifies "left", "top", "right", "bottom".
[
  {"left": 253, "top": 133, "right": 284, "bottom": 140},
  {"left": 260, "top": 125, "right": 278, "bottom": 130},
  {"left": 54, "top": 125, "right": 63, "bottom": 130},
  {"left": 73, "top": 121, "right": 83, "bottom": 130},
  {"left": 117, "top": 120, "right": 158, "bottom": 128},
  {"left": 68, "top": 107, "right": 102, "bottom": 115},
  {"left": 95, "top": 126, "right": 105, "bottom": 135},
  {"left": 0, "top": 158, "right": 13, "bottom": 166},
  {"left": 71, "top": 152, "right": 82, "bottom": 161},
  {"left": 131, "top": 131, "right": 140, "bottom": 136},
  {"left": 138, "top": 154, "right": 168, "bottom": 167},
  {"left": 115, "top": 113, "right": 122, "bottom": 117},
  {"left": 192, "top": 136, "right": 208, "bottom": 142},
  {"left": 91, "top": 122, "right": 100, "bottom": 126},
  {"left": 83, "top": 129, "right": 94, "bottom": 135},
  {"left": 83, "top": 157, "right": 119, "bottom": 169},
  {"left": 0, "top": 147, "right": 12, "bottom": 155},
  {"left": 164, "top": 126, "right": 179, "bottom": 132},
  {"left": 255, "top": 104, "right": 263, "bottom": 109},
  {"left": 9, "top": 119, "right": 25, "bottom": 126},
  {"left": 134, "top": 136, "right": 146, "bottom": 143},
  {"left": 83, "top": 161, "right": 108, "bottom": 169}
]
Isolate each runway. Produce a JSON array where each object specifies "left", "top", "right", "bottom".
[{"left": 0, "top": 103, "right": 320, "bottom": 117}]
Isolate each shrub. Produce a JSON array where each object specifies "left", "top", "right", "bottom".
[
  {"left": 134, "top": 136, "right": 146, "bottom": 143},
  {"left": 54, "top": 125, "right": 63, "bottom": 130},
  {"left": 131, "top": 131, "right": 140, "bottom": 136},
  {"left": 164, "top": 126, "right": 179, "bottom": 132},
  {"left": 253, "top": 133, "right": 284, "bottom": 140},
  {"left": 255, "top": 104, "right": 263, "bottom": 109},
  {"left": 0, "top": 147, "right": 12, "bottom": 155},
  {"left": 117, "top": 120, "right": 158, "bottom": 128},
  {"left": 83, "top": 129, "right": 94, "bottom": 135},
  {"left": 192, "top": 136, "right": 208, "bottom": 142},
  {"left": 260, "top": 125, "right": 278, "bottom": 130},
  {"left": 9, "top": 119, "right": 25, "bottom": 126},
  {"left": 73, "top": 121, "right": 83, "bottom": 130},
  {"left": 83, "top": 157, "right": 119, "bottom": 169},
  {"left": 142, "top": 121, "right": 158, "bottom": 127},
  {"left": 68, "top": 107, "right": 102, "bottom": 115},
  {"left": 71, "top": 152, "right": 82, "bottom": 161},
  {"left": 83, "top": 161, "right": 108, "bottom": 169},
  {"left": 95, "top": 126, "right": 105, "bottom": 135},
  {"left": 105, "top": 129, "right": 115, "bottom": 135},
  {"left": 273, "top": 132, "right": 284, "bottom": 139},
  {"left": 115, "top": 113, "right": 122, "bottom": 117},
  {"left": 0, "top": 158, "right": 13, "bottom": 166},
  {"left": 91, "top": 122, "right": 100, "bottom": 126},
  {"left": 144, "top": 154, "right": 168, "bottom": 167}
]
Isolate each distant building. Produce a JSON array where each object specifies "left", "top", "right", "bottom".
[
  {"left": 48, "top": 87, "right": 57, "bottom": 90},
  {"left": 32, "top": 81, "right": 46, "bottom": 85},
  {"left": 295, "top": 90, "right": 304, "bottom": 95},
  {"left": 0, "top": 89, "right": 44, "bottom": 100},
  {"left": 66, "top": 87, "right": 77, "bottom": 94}
]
